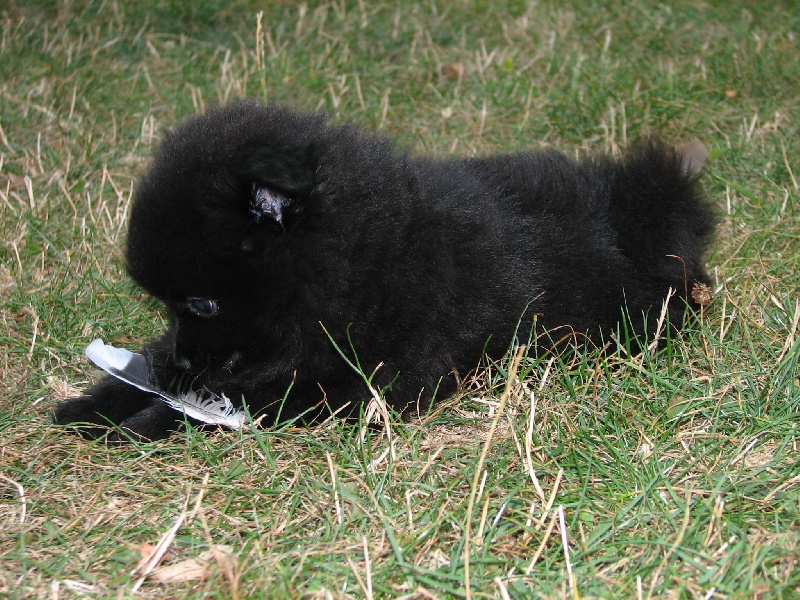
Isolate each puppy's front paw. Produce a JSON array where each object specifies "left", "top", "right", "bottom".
[
  {"left": 54, "top": 375, "right": 181, "bottom": 442},
  {"left": 54, "top": 391, "right": 147, "bottom": 438},
  {"left": 54, "top": 395, "right": 105, "bottom": 425},
  {"left": 55, "top": 395, "right": 182, "bottom": 442},
  {"left": 54, "top": 394, "right": 124, "bottom": 439}
]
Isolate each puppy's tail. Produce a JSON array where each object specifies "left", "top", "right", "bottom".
[{"left": 605, "top": 140, "right": 716, "bottom": 296}]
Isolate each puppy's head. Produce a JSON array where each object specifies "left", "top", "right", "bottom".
[{"left": 125, "top": 101, "right": 327, "bottom": 371}]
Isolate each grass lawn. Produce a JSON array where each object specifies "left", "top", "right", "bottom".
[{"left": 1, "top": 0, "right": 798, "bottom": 598}]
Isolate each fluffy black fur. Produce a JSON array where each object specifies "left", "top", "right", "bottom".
[{"left": 55, "top": 101, "right": 715, "bottom": 442}]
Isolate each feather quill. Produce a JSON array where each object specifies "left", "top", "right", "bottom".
[{"left": 84, "top": 339, "right": 251, "bottom": 431}]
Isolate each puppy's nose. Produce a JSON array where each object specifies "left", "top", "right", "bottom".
[{"left": 174, "top": 354, "right": 192, "bottom": 372}]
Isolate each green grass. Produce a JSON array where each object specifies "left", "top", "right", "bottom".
[{"left": 1, "top": 0, "right": 799, "bottom": 597}]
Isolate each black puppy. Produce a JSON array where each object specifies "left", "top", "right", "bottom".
[{"left": 55, "top": 101, "right": 715, "bottom": 441}]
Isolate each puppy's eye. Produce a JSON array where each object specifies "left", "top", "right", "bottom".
[{"left": 187, "top": 297, "right": 219, "bottom": 318}]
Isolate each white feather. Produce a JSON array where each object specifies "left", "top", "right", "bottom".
[{"left": 84, "top": 339, "right": 251, "bottom": 431}]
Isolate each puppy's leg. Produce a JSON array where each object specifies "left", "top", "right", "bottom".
[{"left": 54, "top": 376, "right": 164, "bottom": 439}]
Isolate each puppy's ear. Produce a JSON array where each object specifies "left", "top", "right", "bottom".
[
  {"left": 250, "top": 183, "right": 296, "bottom": 228},
  {"left": 241, "top": 141, "right": 317, "bottom": 230},
  {"left": 678, "top": 140, "right": 707, "bottom": 175}
]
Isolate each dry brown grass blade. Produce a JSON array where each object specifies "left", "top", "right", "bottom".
[
  {"left": 463, "top": 345, "right": 526, "bottom": 600},
  {"left": 149, "top": 545, "right": 237, "bottom": 584},
  {"left": 131, "top": 473, "right": 210, "bottom": 592}
]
